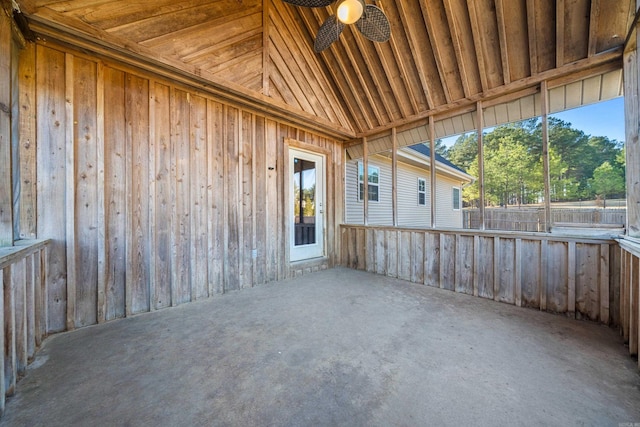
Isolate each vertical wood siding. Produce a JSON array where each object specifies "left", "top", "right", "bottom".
[
  {"left": 19, "top": 42, "right": 342, "bottom": 330},
  {"left": 342, "top": 225, "right": 621, "bottom": 326}
]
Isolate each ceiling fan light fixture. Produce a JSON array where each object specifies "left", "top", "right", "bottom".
[{"left": 336, "top": 0, "right": 364, "bottom": 24}]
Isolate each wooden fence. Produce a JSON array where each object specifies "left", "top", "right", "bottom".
[
  {"left": 618, "top": 238, "right": 640, "bottom": 368},
  {"left": 341, "top": 225, "right": 620, "bottom": 326},
  {"left": 0, "top": 240, "right": 50, "bottom": 415},
  {"left": 463, "top": 208, "right": 626, "bottom": 231}
]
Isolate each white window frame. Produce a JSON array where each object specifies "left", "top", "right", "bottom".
[
  {"left": 453, "top": 187, "right": 461, "bottom": 211},
  {"left": 417, "top": 178, "right": 427, "bottom": 206},
  {"left": 358, "top": 162, "right": 380, "bottom": 202}
]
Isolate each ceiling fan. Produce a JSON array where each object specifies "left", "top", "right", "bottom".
[{"left": 282, "top": 0, "right": 391, "bottom": 52}]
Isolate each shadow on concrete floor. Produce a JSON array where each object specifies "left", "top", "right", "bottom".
[{"left": 2, "top": 267, "right": 639, "bottom": 426}]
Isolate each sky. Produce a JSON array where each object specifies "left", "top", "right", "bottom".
[{"left": 441, "top": 96, "right": 625, "bottom": 147}]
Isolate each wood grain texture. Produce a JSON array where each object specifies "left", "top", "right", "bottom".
[
  {"left": 19, "top": 41, "right": 343, "bottom": 330},
  {"left": 0, "top": 11, "right": 12, "bottom": 246},
  {"left": 18, "top": 44, "right": 38, "bottom": 240},
  {"left": 36, "top": 45, "right": 67, "bottom": 333}
]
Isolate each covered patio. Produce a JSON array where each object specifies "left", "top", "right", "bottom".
[
  {"left": 2, "top": 0, "right": 640, "bottom": 424},
  {"left": 1, "top": 268, "right": 639, "bottom": 426}
]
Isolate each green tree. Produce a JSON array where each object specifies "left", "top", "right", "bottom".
[
  {"left": 434, "top": 139, "right": 449, "bottom": 157},
  {"left": 483, "top": 136, "right": 537, "bottom": 207},
  {"left": 447, "top": 133, "right": 478, "bottom": 170},
  {"left": 589, "top": 161, "right": 625, "bottom": 207}
]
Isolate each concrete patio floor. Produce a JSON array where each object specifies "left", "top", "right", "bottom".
[{"left": 1, "top": 267, "right": 639, "bottom": 426}]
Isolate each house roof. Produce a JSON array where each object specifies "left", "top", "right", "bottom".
[
  {"left": 406, "top": 144, "right": 468, "bottom": 176},
  {"left": 14, "top": 0, "right": 635, "bottom": 145}
]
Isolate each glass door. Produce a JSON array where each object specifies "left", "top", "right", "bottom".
[{"left": 289, "top": 148, "right": 325, "bottom": 261}]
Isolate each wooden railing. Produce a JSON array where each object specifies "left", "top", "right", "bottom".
[
  {"left": 341, "top": 225, "right": 620, "bottom": 326},
  {"left": 463, "top": 208, "right": 626, "bottom": 232},
  {"left": 618, "top": 238, "right": 640, "bottom": 369},
  {"left": 0, "top": 240, "right": 50, "bottom": 415}
]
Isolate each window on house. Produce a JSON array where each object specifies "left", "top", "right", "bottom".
[
  {"left": 358, "top": 162, "right": 379, "bottom": 202},
  {"left": 453, "top": 187, "right": 461, "bottom": 210},
  {"left": 418, "top": 178, "right": 426, "bottom": 206}
]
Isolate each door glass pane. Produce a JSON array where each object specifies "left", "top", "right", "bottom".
[{"left": 294, "top": 158, "right": 316, "bottom": 246}]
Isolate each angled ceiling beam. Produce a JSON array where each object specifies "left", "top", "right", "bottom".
[
  {"left": 442, "top": 0, "right": 472, "bottom": 97},
  {"left": 588, "top": 0, "right": 600, "bottom": 57},
  {"left": 273, "top": 0, "right": 352, "bottom": 128},
  {"left": 298, "top": 6, "right": 373, "bottom": 131},
  {"left": 311, "top": 6, "right": 385, "bottom": 127},
  {"left": 526, "top": 0, "right": 539, "bottom": 75},
  {"left": 556, "top": 0, "right": 565, "bottom": 67},
  {"left": 349, "top": 27, "right": 397, "bottom": 123},
  {"left": 395, "top": 0, "right": 435, "bottom": 109},
  {"left": 467, "top": 0, "right": 489, "bottom": 92},
  {"left": 382, "top": 2, "right": 420, "bottom": 117},
  {"left": 420, "top": 0, "right": 453, "bottom": 103},
  {"left": 494, "top": 0, "right": 511, "bottom": 85}
]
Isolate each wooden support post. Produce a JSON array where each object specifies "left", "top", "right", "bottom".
[
  {"left": 515, "top": 238, "right": 522, "bottom": 307},
  {"left": 624, "top": 22, "right": 640, "bottom": 237},
  {"left": 476, "top": 102, "right": 485, "bottom": 230},
  {"left": 392, "top": 128, "right": 398, "bottom": 227},
  {"left": 540, "top": 240, "right": 548, "bottom": 311},
  {"left": 0, "top": 11, "right": 13, "bottom": 246},
  {"left": 493, "top": 236, "right": 500, "bottom": 301},
  {"left": 541, "top": 80, "right": 552, "bottom": 232},
  {"left": 568, "top": 241, "right": 576, "bottom": 316},
  {"left": 600, "top": 243, "right": 610, "bottom": 324},
  {"left": 429, "top": 116, "right": 437, "bottom": 228},
  {"left": 631, "top": 255, "right": 638, "bottom": 356},
  {"left": 363, "top": 136, "right": 368, "bottom": 226}
]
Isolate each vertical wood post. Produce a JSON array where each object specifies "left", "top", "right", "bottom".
[
  {"left": 64, "top": 53, "right": 76, "bottom": 330},
  {"left": 363, "top": 136, "right": 368, "bottom": 226},
  {"left": 392, "top": 128, "right": 398, "bottom": 227},
  {"left": 0, "top": 9, "right": 14, "bottom": 246},
  {"left": 476, "top": 102, "right": 485, "bottom": 230},
  {"left": 624, "top": 20, "right": 640, "bottom": 237},
  {"left": 541, "top": 80, "right": 552, "bottom": 233},
  {"left": 429, "top": 116, "right": 437, "bottom": 228}
]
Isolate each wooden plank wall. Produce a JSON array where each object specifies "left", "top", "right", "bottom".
[
  {"left": 342, "top": 225, "right": 620, "bottom": 325},
  {"left": 19, "top": 40, "right": 343, "bottom": 331},
  {"left": 0, "top": 240, "right": 50, "bottom": 416},
  {"left": 619, "top": 240, "right": 640, "bottom": 369}
]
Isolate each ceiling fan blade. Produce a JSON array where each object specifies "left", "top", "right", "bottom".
[
  {"left": 282, "top": 0, "right": 336, "bottom": 7},
  {"left": 355, "top": 4, "right": 391, "bottom": 43},
  {"left": 314, "top": 15, "right": 345, "bottom": 52}
]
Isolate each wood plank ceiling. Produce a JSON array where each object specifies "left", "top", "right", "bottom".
[{"left": 16, "top": 0, "right": 637, "bottom": 141}]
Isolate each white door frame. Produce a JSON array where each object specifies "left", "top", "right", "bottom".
[{"left": 289, "top": 147, "right": 325, "bottom": 262}]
